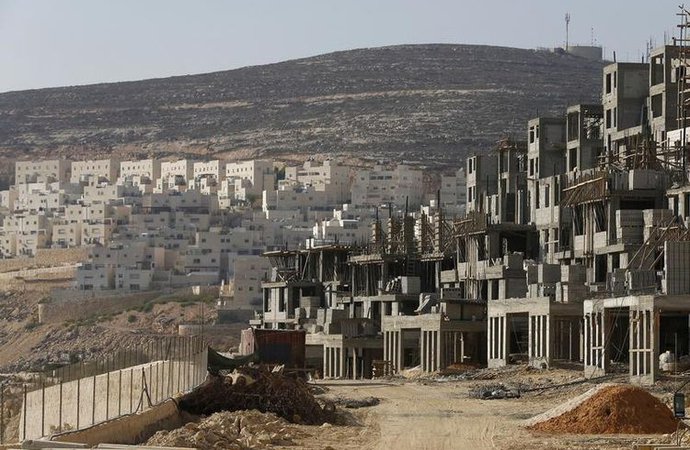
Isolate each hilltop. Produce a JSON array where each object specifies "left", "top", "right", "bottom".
[{"left": 0, "top": 44, "right": 605, "bottom": 171}]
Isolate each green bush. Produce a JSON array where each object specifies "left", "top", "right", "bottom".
[
  {"left": 24, "top": 321, "right": 40, "bottom": 331},
  {"left": 127, "top": 314, "right": 137, "bottom": 323}
]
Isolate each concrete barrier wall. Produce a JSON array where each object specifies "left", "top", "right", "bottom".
[
  {"left": 0, "top": 265, "right": 76, "bottom": 281},
  {"left": 52, "top": 399, "right": 183, "bottom": 447},
  {"left": 19, "top": 349, "right": 208, "bottom": 441}
]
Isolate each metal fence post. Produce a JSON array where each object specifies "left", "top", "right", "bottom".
[
  {"left": 180, "top": 337, "right": 184, "bottom": 391},
  {"left": 22, "top": 385, "right": 27, "bottom": 441},
  {"left": 118, "top": 368, "right": 122, "bottom": 416},
  {"left": 58, "top": 381, "right": 63, "bottom": 433},
  {"left": 106, "top": 371, "right": 110, "bottom": 420},
  {"left": 175, "top": 338, "right": 183, "bottom": 392},
  {"left": 41, "top": 382, "right": 45, "bottom": 437},
  {"left": 91, "top": 374, "right": 96, "bottom": 425},
  {"left": 76, "top": 377, "right": 80, "bottom": 430},
  {"left": 186, "top": 337, "right": 190, "bottom": 389},
  {"left": 1, "top": 385, "right": 5, "bottom": 444}
]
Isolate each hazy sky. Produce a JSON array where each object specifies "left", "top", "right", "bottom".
[{"left": 0, "top": 0, "right": 677, "bottom": 93}]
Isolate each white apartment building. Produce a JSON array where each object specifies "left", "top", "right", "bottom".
[
  {"left": 70, "top": 158, "right": 120, "bottom": 184},
  {"left": 15, "top": 160, "right": 71, "bottom": 184},
  {"left": 284, "top": 160, "right": 351, "bottom": 204},
  {"left": 76, "top": 243, "right": 166, "bottom": 290},
  {"left": 0, "top": 189, "right": 18, "bottom": 211},
  {"left": 119, "top": 159, "right": 161, "bottom": 184},
  {"left": 193, "top": 160, "right": 226, "bottom": 182},
  {"left": 226, "top": 160, "right": 275, "bottom": 201},
  {"left": 439, "top": 167, "right": 467, "bottom": 215},
  {"left": 142, "top": 191, "right": 218, "bottom": 213},
  {"left": 263, "top": 183, "right": 331, "bottom": 213},
  {"left": 52, "top": 220, "right": 82, "bottom": 248},
  {"left": 312, "top": 206, "right": 373, "bottom": 245},
  {"left": 230, "top": 255, "right": 271, "bottom": 309},
  {"left": 157, "top": 159, "right": 196, "bottom": 192},
  {"left": 3, "top": 213, "right": 52, "bottom": 256},
  {"left": 350, "top": 164, "right": 424, "bottom": 209}
]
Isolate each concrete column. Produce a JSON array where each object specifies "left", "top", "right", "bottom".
[
  {"left": 397, "top": 331, "right": 404, "bottom": 371},
  {"left": 352, "top": 347, "right": 357, "bottom": 380},
  {"left": 499, "top": 316, "right": 506, "bottom": 360},
  {"left": 323, "top": 346, "right": 328, "bottom": 378},
  {"left": 393, "top": 332, "right": 399, "bottom": 371},
  {"left": 640, "top": 311, "right": 652, "bottom": 375},
  {"left": 487, "top": 318, "right": 493, "bottom": 360},
  {"left": 528, "top": 315, "right": 533, "bottom": 360},
  {"left": 600, "top": 312, "right": 607, "bottom": 371},
  {"left": 428, "top": 331, "right": 434, "bottom": 371},
  {"left": 383, "top": 331, "right": 389, "bottom": 363},
  {"left": 631, "top": 309, "right": 639, "bottom": 377},
  {"left": 420, "top": 330, "right": 426, "bottom": 372},
  {"left": 545, "top": 314, "right": 551, "bottom": 365},
  {"left": 436, "top": 331, "right": 442, "bottom": 371},
  {"left": 593, "top": 312, "right": 599, "bottom": 368},
  {"left": 537, "top": 315, "right": 543, "bottom": 358},
  {"left": 331, "top": 347, "right": 336, "bottom": 378},
  {"left": 583, "top": 314, "right": 590, "bottom": 366}
]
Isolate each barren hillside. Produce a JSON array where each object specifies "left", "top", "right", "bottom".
[{"left": 0, "top": 44, "right": 604, "bottom": 177}]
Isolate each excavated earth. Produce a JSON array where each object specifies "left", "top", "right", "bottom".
[{"left": 528, "top": 385, "right": 680, "bottom": 435}]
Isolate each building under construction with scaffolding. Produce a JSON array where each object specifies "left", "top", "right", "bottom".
[{"left": 250, "top": 9, "right": 690, "bottom": 384}]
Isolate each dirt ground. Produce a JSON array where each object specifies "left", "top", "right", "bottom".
[{"left": 287, "top": 371, "right": 680, "bottom": 450}]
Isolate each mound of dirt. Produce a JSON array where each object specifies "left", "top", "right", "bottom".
[
  {"left": 529, "top": 385, "right": 679, "bottom": 434},
  {"left": 178, "top": 369, "right": 333, "bottom": 425},
  {"left": 146, "top": 410, "right": 303, "bottom": 450}
]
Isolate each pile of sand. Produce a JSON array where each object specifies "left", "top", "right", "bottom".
[
  {"left": 528, "top": 385, "right": 679, "bottom": 434},
  {"left": 146, "top": 410, "right": 304, "bottom": 450}
]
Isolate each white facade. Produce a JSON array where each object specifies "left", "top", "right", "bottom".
[
  {"left": 15, "top": 160, "right": 71, "bottom": 184},
  {"left": 71, "top": 159, "right": 120, "bottom": 184},
  {"left": 351, "top": 164, "right": 424, "bottom": 209},
  {"left": 119, "top": 159, "right": 161, "bottom": 184},
  {"left": 284, "top": 160, "right": 351, "bottom": 204}
]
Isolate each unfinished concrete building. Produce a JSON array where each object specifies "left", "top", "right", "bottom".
[
  {"left": 255, "top": 244, "right": 384, "bottom": 378},
  {"left": 535, "top": 37, "right": 690, "bottom": 383},
  {"left": 250, "top": 18, "right": 690, "bottom": 383},
  {"left": 377, "top": 206, "right": 487, "bottom": 374}
]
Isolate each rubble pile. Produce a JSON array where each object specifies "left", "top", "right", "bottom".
[
  {"left": 469, "top": 383, "right": 521, "bottom": 400},
  {"left": 178, "top": 369, "right": 333, "bottom": 425},
  {"left": 528, "top": 385, "right": 679, "bottom": 434},
  {"left": 330, "top": 396, "right": 380, "bottom": 408},
  {"left": 146, "top": 410, "right": 302, "bottom": 450}
]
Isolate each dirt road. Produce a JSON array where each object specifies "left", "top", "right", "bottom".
[
  {"left": 308, "top": 378, "right": 661, "bottom": 450},
  {"left": 323, "top": 381, "right": 529, "bottom": 449}
]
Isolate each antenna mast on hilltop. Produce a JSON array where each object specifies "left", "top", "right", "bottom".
[{"left": 565, "top": 13, "right": 571, "bottom": 51}]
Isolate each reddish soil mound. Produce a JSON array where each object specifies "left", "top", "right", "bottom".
[{"left": 529, "top": 385, "right": 679, "bottom": 434}]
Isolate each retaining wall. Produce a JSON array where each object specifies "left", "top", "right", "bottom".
[
  {"left": 51, "top": 399, "right": 183, "bottom": 447},
  {"left": 19, "top": 349, "right": 208, "bottom": 441}
]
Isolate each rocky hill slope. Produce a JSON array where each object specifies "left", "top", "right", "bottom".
[{"left": 0, "top": 44, "right": 605, "bottom": 169}]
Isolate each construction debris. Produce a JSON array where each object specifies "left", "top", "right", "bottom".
[
  {"left": 330, "top": 396, "right": 380, "bottom": 409},
  {"left": 468, "top": 383, "right": 521, "bottom": 400},
  {"left": 146, "top": 410, "right": 303, "bottom": 450},
  {"left": 178, "top": 368, "right": 333, "bottom": 425},
  {"left": 527, "top": 385, "right": 679, "bottom": 434}
]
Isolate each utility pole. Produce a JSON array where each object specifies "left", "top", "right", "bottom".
[{"left": 565, "top": 13, "right": 571, "bottom": 51}]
